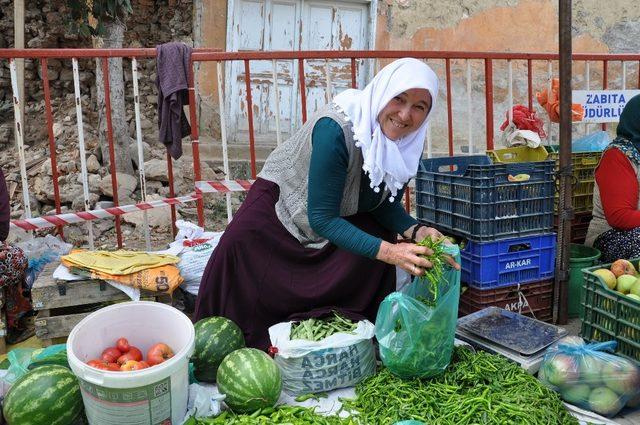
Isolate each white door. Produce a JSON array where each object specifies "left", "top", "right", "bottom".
[{"left": 227, "top": 0, "right": 371, "bottom": 144}]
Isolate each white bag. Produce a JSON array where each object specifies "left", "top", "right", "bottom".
[{"left": 268, "top": 320, "right": 376, "bottom": 395}]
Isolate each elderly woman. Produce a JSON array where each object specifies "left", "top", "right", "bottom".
[
  {"left": 0, "top": 168, "right": 33, "bottom": 344},
  {"left": 195, "top": 58, "right": 457, "bottom": 349},
  {"left": 586, "top": 94, "right": 640, "bottom": 262}
]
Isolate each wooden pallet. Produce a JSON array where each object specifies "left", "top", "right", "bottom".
[{"left": 32, "top": 261, "right": 172, "bottom": 346}]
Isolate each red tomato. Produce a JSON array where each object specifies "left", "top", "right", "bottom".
[
  {"left": 146, "top": 343, "right": 174, "bottom": 366},
  {"left": 117, "top": 346, "right": 143, "bottom": 365},
  {"left": 116, "top": 337, "right": 130, "bottom": 353},
  {"left": 101, "top": 347, "right": 122, "bottom": 363},
  {"left": 87, "top": 359, "right": 121, "bottom": 371}
]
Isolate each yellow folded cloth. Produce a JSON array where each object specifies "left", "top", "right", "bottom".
[
  {"left": 61, "top": 249, "right": 180, "bottom": 276},
  {"left": 61, "top": 260, "right": 183, "bottom": 294}
]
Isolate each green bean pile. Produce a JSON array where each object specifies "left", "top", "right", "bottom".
[
  {"left": 189, "top": 406, "right": 355, "bottom": 424},
  {"left": 340, "top": 347, "right": 578, "bottom": 425},
  {"left": 290, "top": 312, "right": 357, "bottom": 341}
]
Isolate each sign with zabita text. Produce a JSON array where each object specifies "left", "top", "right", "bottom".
[{"left": 573, "top": 90, "right": 640, "bottom": 123}]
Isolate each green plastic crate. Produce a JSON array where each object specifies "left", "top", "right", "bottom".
[
  {"left": 581, "top": 259, "right": 640, "bottom": 362},
  {"left": 486, "top": 146, "right": 549, "bottom": 163},
  {"left": 546, "top": 146, "right": 602, "bottom": 213}
]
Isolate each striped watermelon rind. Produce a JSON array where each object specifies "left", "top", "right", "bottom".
[
  {"left": 193, "top": 316, "right": 245, "bottom": 382},
  {"left": 216, "top": 348, "right": 282, "bottom": 413},
  {"left": 3, "top": 365, "right": 83, "bottom": 425}
]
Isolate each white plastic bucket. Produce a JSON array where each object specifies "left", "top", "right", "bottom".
[{"left": 67, "top": 301, "right": 195, "bottom": 425}]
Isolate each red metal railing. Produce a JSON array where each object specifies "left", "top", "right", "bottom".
[{"left": 2, "top": 48, "right": 640, "bottom": 248}]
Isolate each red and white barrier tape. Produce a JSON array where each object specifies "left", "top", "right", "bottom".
[
  {"left": 195, "top": 179, "right": 254, "bottom": 193},
  {"left": 10, "top": 194, "right": 201, "bottom": 231}
]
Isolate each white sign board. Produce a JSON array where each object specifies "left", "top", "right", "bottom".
[{"left": 572, "top": 90, "right": 640, "bottom": 123}]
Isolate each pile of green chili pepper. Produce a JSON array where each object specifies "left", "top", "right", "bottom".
[
  {"left": 189, "top": 406, "right": 355, "bottom": 424},
  {"left": 339, "top": 347, "right": 578, "bottom": 425},
  {"left": 191, "top": 348, "right": 577, "bottom": 424},
  {"left": 290, "top": 311, "right": 357, "bottom": 341}
]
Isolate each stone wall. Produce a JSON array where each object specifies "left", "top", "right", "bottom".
[
  {"left": 376, "top": 0, "right": 640, "bottom": 153},
  {"left": 0, "top": 0, "right": 200, "bottom": 247}
]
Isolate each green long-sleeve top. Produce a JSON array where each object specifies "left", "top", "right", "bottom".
[{"left": 308, "top": 117, "right": 418, "bottom": 258}]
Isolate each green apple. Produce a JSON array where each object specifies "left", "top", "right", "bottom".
[
  {"left": 631, "top": 279, "right": 640, "bottom": 297},
  {"left": 616, "top": 275, "right": 637, "bottom": 294}
]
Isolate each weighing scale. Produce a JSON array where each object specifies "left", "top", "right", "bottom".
[{"left": 455, "top": 307, "right": 568, "bottom": 374}]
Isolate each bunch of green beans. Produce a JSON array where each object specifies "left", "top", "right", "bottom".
[
  {"left": 416, "top": 236, "right": 447, "bottom": 304},
  {"left": 339, "top": 347, "right": 578, "bottom": 425},
  {"left": 189, "top": 406, "right": 356, "bottom": 424},
  {"left": 290, "top": 312, "right": 357, "bottom": 341}
]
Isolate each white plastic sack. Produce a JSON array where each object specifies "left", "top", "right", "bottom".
[
  {"left": 170, "top": 221, "right": 223, "bottom": 296},
  {"left": 268, "top": 320, "right": 376, "bottom": 395}
]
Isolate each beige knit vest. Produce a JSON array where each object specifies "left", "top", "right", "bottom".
[
  {"left": 258, "top": 103, "right": 366, "bottom": 249},
  {"left": 585, "top": 151, "right": 640, "bottom": 247}
]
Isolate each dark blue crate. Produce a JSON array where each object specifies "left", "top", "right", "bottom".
[
  {"left": 461, "top": 233, "right": 556, "bottom": 290},
  {"left": 416, "top": 155, "right": 555, "bottom": 241}
]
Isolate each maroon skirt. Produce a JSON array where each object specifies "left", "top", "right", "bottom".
[{"left": 194, "top": 178, "right": 396, "bottom": 350}]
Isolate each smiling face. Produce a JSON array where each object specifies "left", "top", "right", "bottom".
[{"left": 377, "top": 88, "right": 432, "bottom": 141}]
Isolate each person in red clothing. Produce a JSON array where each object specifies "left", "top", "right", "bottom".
[
  {"left": 586, "top": 94, "right": 640, "bottom": 262},
  {"left": 0, "top": 168, "right": 34, "bottom": 343}
]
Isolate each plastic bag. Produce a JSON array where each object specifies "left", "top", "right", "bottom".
[
  {"left": 15, "top": 235, "right": 72, "bottom": 290},
  {"left": 268, "top": 319, "right": 376, "bottom": 395},
  {"left": 375, "top": 244, "right": 461, "bottom": 379},
  {"left": 170, "top": 220, "right": 223, "bottom": 296},
  {"left": 2, "top": 344, "right": 67, "bottom": 385},
  {"left": 572, "top": 131, "right": 610, "bottom": 152},
  {"left": 538, "top": 340, "right": 640, "bottom": 417}
]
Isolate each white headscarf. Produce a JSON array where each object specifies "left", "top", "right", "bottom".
[{"left": 332, "top": 58, "right": 438, "bottom": 202}]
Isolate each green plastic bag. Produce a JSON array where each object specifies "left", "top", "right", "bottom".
[
  {"left": 2, "top": 344, "right": 68, "bottom": 385},
  {"left": 375, "top": 244, "right": 460, "bottom": 379}
]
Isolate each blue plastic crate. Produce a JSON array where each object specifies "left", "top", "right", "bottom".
[
  {"left": 416, "top": 155, "right": 555, "bottom": 241},
  {"left": 461, "top": 233, "right": 556, "bottom": 290}
]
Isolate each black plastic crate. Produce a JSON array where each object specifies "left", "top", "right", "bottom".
[{"left": 416, "top": 155, "right": 555, "bottom": 241}]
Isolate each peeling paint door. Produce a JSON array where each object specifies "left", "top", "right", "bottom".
[{"left": 227, "top": 0, "right": 370, "bottom": 144}]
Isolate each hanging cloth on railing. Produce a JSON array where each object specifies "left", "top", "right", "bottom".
[{"left": 156, "top": 42, "right": 192, "bottom": 160}]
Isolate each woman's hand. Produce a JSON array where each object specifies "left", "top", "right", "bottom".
[
  {"left": 414, "top": 225, "right": 445, "bottom": 244},
  {"left": 376, "top": 240, "right": 435, "bottom": 277}
]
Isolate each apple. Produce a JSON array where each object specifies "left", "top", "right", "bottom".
[
  {"left": 120, "top": 360, "right": 150, "bottom": 371},
  {"left": 147, "top": 343, "right": 174, "bottom": 366},
  {"left": 589, "top": 387, "right": 623, "bottom": 417},
  {"left": 593, "top": 269, "right": 617, "bottom": 290},
  {"left": 117, "top": 346, "right": 143, "bottom": 365},
  {"left": 631, "top": 280, "right": 640, "bottom": 297},
  {"left": 602, "top": 360, "right": 640, "bottom": 395},
  {"left": 616, "top": 275, "right": 637, "bottom": 294},
  {"left": 116, "top": 337, "right": 131, "bottom": 353},
  {"left": 101, "top": 347, "right": 122, "bottom": 363},
  {"left": 544, "top": 354, "right": 580, "bottom": 387},
  {"left": 610, "top": 259, "right": 636, "bottom": 278},
  {"left": 627, "top": 294, "right": 640, "bottom": 302}
]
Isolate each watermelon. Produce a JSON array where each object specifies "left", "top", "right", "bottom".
[
  {"left": 193, "top": 316, "right": 245, "bottom": 382},
  {"left": 216, "top": 348, "right": 282, "bottom": 413},
  {"left": 3, "top": 365, "right": 83, "bottom": 425}
]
